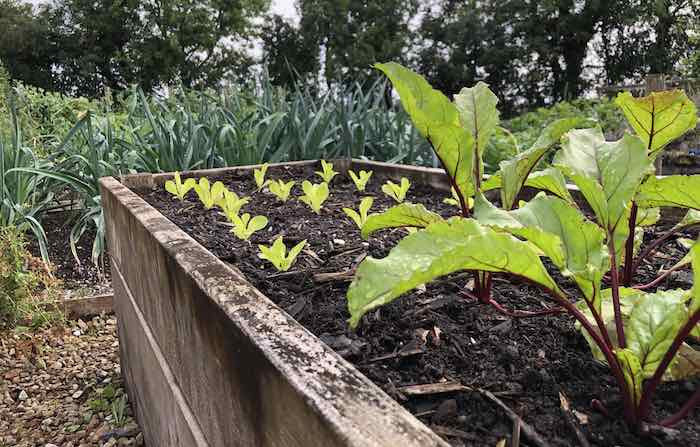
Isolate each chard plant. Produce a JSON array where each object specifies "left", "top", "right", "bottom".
[
  {"left": 258, "top": 236, "right": 306, "bottom": 271},
  {"left": 229, "top": 213, "right": 268, "bottom": 241},
  {"left": 194, "top": 178, "right": 226, "bottom": 209},
  {"left": 343, "top": 197, "right": 374, "bottom": 229},
  {"left": 363, "top": 62, "right": 588, "bottom": 304},
  {"left": 165, "top": 172, "right": 195, "bottom": 201},
  {"left": 315, "top": 160, "right": 339, "bottom": 184},
  {"left": 612, "top": 91, "right": 699, "bottom": 286},
  {"left": 348, "top": 169, "right": 373, "bottom": 192},
  {"left": 347, "top": 120, "right": 700, "bottom": 430},
  {"left": 381, "top": 178, "right": 411, "bottom": 203},
  {"left": 299, "top": 180, "right": 329, "bottom": 214},
  {"left": 216, "top": 189, "right": 249, "bottom": 221},
  {"left": 253, "top": 163, "right": 270, "bottom": 191},
  {"left": 268, "top": 179, "right": 295, "bottom": 202}
]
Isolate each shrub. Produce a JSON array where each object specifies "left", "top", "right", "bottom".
[{"left": 0, "top": 226, "right": 62, "bottom": 328}]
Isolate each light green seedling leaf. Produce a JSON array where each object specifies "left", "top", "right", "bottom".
[
  {"left": 474, "top": 193, "right": 607, "bottom": 307},
  {"left": 268, "top": 179, "right": 296, "bottom": 202},
  {"left": 616, "top": 348, "right": 644, "bottom": 404},
  {"left": 361, "top": 202, "right": 444, "bottom": 239},
  {"left": 374, "top": 62, "right": 475, "bottom": 210},
  {"left": 554, "top": 128, "right": 651, "bottom": 263},
  {"left": 497, "top": 117, "right": 588, "bottom": 209},
  {"left": 315, "top": 160, "right": 338, "bottom": 184},
  {"left": 216, "top": 189, "right": 250, "bottom": 221},
  {"left": 343, "top": 197, "right": 374, "bottom": 230},
  {"left": 381, "top": 178, "right": 411, "bottom": 203},
  {"left": 678, "top": 209, "right": 700, "bottom": 229},
  {"left": 636, "top": 175, "right": 700, "bottom": 211},
  {"left": 347, "top": 218, "right": 561, "bottom": 328},
  {"left": 348, "top": 170, "right": 373, "bottom": 192},
  {"left": 299, "top": 180, "right": 329, "bottom": 214},
  {"left": 258, "top": 236, "right": 307, "bottom": 272},
  {"left": 454, "top": 82, "right": 499, "bottom": 185},
  {"left": 637, "top": 207, "right": 661, "bottom": 227},
  {"left": 616, "top": 90, "right": 698, "bottom": 156},
  {"left": 254, "top": 163, "right": 270, "bottom": 191},
  {"left": 443, "top": 187, "right": 475, "bottom": 209},
  {"left": 164, "top": 172, "right": 196, "bottom": 200},
  {"left": 230, "top": 213, "right": 268, "bottom": 241},
  {"left": 194, "top": 178, "right": 226, "bottom": 209}
]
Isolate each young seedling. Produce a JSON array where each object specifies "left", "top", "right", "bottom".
[
  {"left": 216, "top": 189, "right": 250, "bottom": 221},
  {"left": 268, "top": 179, "right": 295, "bottom": 202},
  {"left": 343, "top": 197, "right": 374, "bottom": 229},
  {"left": 253, "top": 163, "right": 270, "bottom": 191},
  {"left": 258, "top": 236, "right": 307, "bottom": 272},
  {"left": 299, "top": 180, "right": 329, "bottom": 214},
  {"left": 165, "top": 172, "right": 196, "bottom": 200},
  {"left": 381, "top": 178, "right": 411, "bottom": 203},
  {"left": 315, "top": 160, "right": 338, "bottom": 184},
  {"left": 348, "top": 169, "right": 373, "bottom": 192},
  {"left": 194, "top": 178, "right": 226, "bottom": 209},
  {"left": 229, "top": 213, "right": 268, "bottom": 241},
  {"left": 443, "top": 187, "right": 474, "bottom": 209}
]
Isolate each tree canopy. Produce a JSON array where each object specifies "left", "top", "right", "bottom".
[{"left": 2, "top": 0, "right": 698, "bottom": 112}]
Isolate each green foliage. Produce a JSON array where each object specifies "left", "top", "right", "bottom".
[
  {"left": 299, "top": 180, "right": 329, "bottom": 214},
  {"left": 347, "top": 169, "right": 372, "bottom": 192},
  {"left": 258, "top": 236, "right": 306, "bottom": 272},
  {"left": 0, "top": 227, "right": 62, "bottom": 328},
  {"left": 216, "top": 189, "right": 250, "bottom": 221},
  {"left": 381, "top": 178, "right": 411, "bottom": 203},
  {"left": 315, "top": 160, "right": 338, "bottom": 184},
  {"left": 165, "top": 172, "right": 196, "bottom": 201},
  {"left": 615, "top": 90, "right": 698, "bottom": 156},
  {"left": 342, "top": 197, "right": 373, "bottom": 230},
  {"left": 268, "top": 179, "right": 295, "bottom": 202},
  {"left": 229, "top": 213, "right": 268, "bottom": 241},
  {"left": 254, "top": 163, "right": 270, "bottom": 191},
  {"left": 194, "top": 178, "right": 226, "bottom": 210},
  {"left": 347, "top": 218, "right": 558, "bottom": 328},
  {"left": 360, "top": 202, "right": 443, "bottom": 239}
]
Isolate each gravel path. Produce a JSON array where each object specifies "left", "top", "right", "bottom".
[{"left": 0, "top": 316, "right": 144, "bottom": 447}]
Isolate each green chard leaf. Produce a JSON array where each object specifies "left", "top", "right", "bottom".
[
  {"left": 361, "top": 202, "right": 444, "bottom": 239},
  {"left": 347, "top": 218, "right": 561, "bottom": 328},
  {"left": 374, "top": 62, "right": 475, "bottom": 208},
  {"left": 496, "top": 117, "right": 589, "bottom": 209},
  {"left": 636, "top": 175, "right": 700, "bottom": 210},
  {"left": 454, "top": 82, "right": 500, "bottom": 185},
  {"left": 475, "top": 193, "right": 607, "bottom": 307},
  {"left": 481, "top": 168, "right": 575, "bottom": 206},
  {"left": 636, "top": 207, "right": 661, "bottom": 227},
  {"left": 577, "top": 288, "right": 700, "bottom": 382},
  {"left": 616, "top": 90, "right": 698, "bottom": 155},
  {"left": 554, "top": 128, "right": 651, "bottom": 264},
  {"left": 616, "top": 349, "right": 644, "bottom": 404}
]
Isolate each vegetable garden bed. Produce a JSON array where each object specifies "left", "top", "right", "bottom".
[{"left": 102, "top": 160, "right": 698, "bottom": 446}]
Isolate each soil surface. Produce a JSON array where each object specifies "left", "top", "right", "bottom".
[
  {"left": 28, "top": 212, "right": 112, "bottom": 298},
  {"left": 138, "top": 164, "right": 699, "bottom": 447},
  {"left": 0, "top": 316, "right": 143, "bottom": 446}
]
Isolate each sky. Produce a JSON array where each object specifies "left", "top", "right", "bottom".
[{"left": 27, "top": 0, "right": 299, "bottom": 20}]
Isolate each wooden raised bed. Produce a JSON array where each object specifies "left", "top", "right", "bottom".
[{"left": 99, "top": 160, "right": 451, "bottom": 447}]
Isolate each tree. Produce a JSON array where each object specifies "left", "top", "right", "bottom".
[
  {"left": 0, "top": 1, "right": 57, "bottom": 90},
  {"left": 277, "top": 0, "right": 419, "bottom": 85},
  {"left": 261, "top": 15, "right": 320, "bottom": 86},
  {"left": 3, "top": 0, "right": 270, "bottom": 97}
]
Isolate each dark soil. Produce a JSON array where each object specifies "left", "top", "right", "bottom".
[
  {"left": 29, "top": 212, "right": 111, "bottom": 295},
  {"left": 137, "top": 164, "right": 699, "bottom": 447}
]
